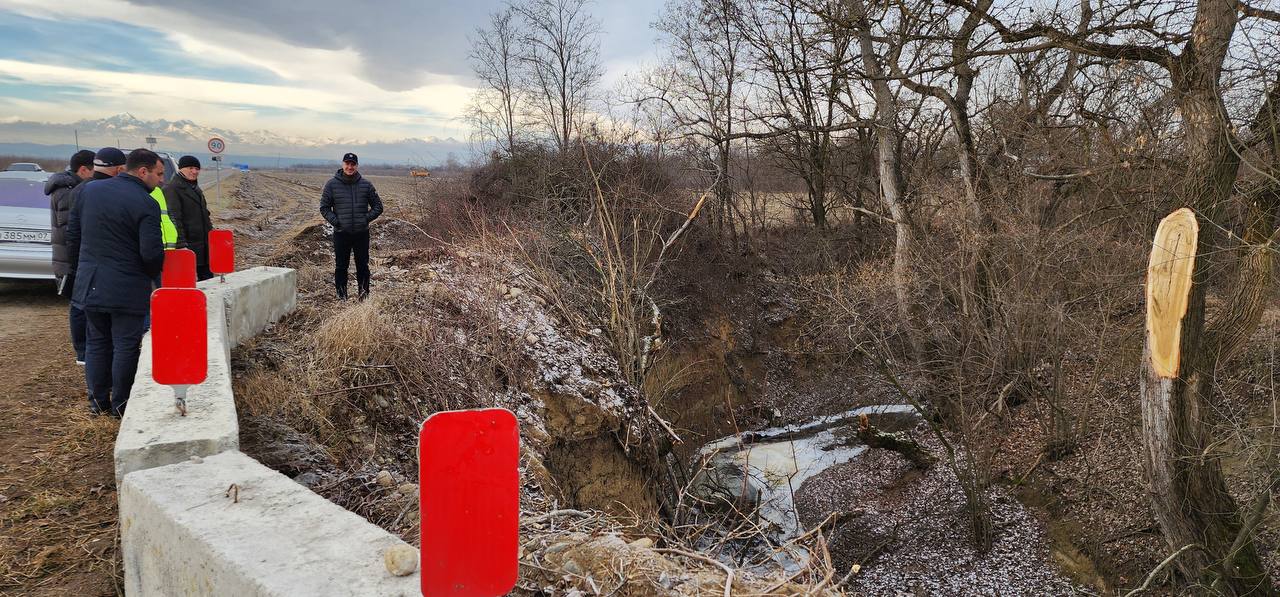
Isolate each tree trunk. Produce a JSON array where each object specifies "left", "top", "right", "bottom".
[
  {"left": 1141, "top": 208, "right": 1272, "bottom": 594},
  {"left": 850, "top": 0, "right": 920, "bottom": 358}
]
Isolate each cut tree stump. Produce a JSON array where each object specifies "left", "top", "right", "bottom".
[{"left": 1140, "top": 208, "right": 1273, "bottom": 595}]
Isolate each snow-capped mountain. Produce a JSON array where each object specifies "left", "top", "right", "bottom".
[{"left": 0, "top": 114, "right": 470, "bottom": 165}]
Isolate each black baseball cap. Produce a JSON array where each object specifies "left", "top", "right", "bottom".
[
  {"left": 94, "top": 147, "right": 127, "bottom": 167},
  {"left": 342, "top": 152, "right": 358, "bottom": 164}
]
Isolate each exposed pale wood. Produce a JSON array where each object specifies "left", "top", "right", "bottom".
[{"left": 1145, "top": 208, "right": 1198, "bottom": 378}]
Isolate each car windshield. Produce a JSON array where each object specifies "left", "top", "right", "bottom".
[
  {"left": 0, "top": 179, "right": 47, "bottom": 208},
  {"left": 4, "top": 163, "right": 41, "bottom": 172}
]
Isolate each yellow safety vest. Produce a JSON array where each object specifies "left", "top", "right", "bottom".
[{"left": 151, "top": 187, "right": 179, "bottom": 249}]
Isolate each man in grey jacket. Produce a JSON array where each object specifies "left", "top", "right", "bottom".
[
  {"left": 319, "top": 152, "right": 383, "bottom": 300},
  {"left": 45, "top": 149, "right": 96, "bottom": 362}
]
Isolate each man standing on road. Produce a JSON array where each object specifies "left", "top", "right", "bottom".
[
  {"left": 72, "top": 149, "right": 166, "bottom": 416},
  {"left": 45, "top": 149, "right": 96, "bottom": 361},
  {"left": 62, "top": 147, "right": 127, "bottom": 366},
  {"left": 164, "top": 155, "right": 214, "bottom": 280},
  {"left": 320, "top": 152, "right": 383, "bottom": 300}
]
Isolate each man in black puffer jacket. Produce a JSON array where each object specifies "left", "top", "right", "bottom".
[
  {"left": 47, "top": 149, "right": 96, "bottom": 285},
  {"left": 45, "top": 149, "right": 98, "bottom": 363},
  {"left": 320, "top": 152, "right": 383, "bottom": 300}
]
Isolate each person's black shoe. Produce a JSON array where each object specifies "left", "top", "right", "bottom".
[
  {"left": 89, "top": 403, "right": 104, "bottom": 415},
  {"left": 358, "top": 288, "right": 369, "bottom": 301}
]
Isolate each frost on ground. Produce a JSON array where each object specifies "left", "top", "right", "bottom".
[{"left": 797, "top": 437, "right": 1078, "bottom": 596}]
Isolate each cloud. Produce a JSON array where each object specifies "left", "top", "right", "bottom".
[
  {"left": 0, "top": 58, "right": 473, "bottom": 139},
  {"left": 0, "top": 0, "right": 668, "bottom": 140}
]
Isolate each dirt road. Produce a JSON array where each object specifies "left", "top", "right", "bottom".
[{"left": 0, "top": 279, "right": 119, "bottom": 596}]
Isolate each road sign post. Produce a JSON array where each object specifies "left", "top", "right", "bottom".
[
  {"left": 419, "top": 408, "right": 519, "bottom": 596},
  {"left": 208, "top": 137, "right": 225, "bottom": 207},
  {"left": 208, "top": 229, "right": 234, "bottom": 282},
  {"left": 151, "top": 288, "right": 208, "bottom": 415},
  {"left": 161, "top": 248, "right": 197, "bottom": 288}
]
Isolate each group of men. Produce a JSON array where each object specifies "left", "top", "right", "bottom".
[
  {"left": 42, "top": 148, "right": 383, "bottom": 417},
  {"left": 44, "top": 148, "right": 213, "bottom": 417}
]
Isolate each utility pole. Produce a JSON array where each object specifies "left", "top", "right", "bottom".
[{"left": 74, "top": 129, "right": 79, "bottom": 151}]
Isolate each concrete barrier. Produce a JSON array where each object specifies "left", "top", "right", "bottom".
[
  {"left": 113, "top": 299, "right": 236, "bottom": 483},
  {"left": 116, "top": 266, "right": 418, "bottom": 596},
  {"left": 121, "top": 451, "right": 417, "bottom": 596},
  {"left": 114, "top": 267, "right": 294, "bottom": 483}
]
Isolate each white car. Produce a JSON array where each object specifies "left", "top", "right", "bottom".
[
  {"left": 0, "top": 166, "right": 52, "bottom": 183},
  {"left": 3, "top": 162, "right": 44, "bottom": 173},
  {"left": 0, "top": 177, "right": 55, "bottom": 280}
]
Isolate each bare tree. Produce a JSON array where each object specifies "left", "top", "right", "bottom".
[
  {"left": 735, "top": 0, "right": 858, "bottom": 229},
  {"left": 885, "top": 0, "right": 996, "bottom": 224},
  {"left": 511, "top": 0, "right": 604, "bottom": 152},
  {"left": 646, "top": 0, "right": 749, "bottom": 244},
  {"left": 469, "top": 7, "right": 525, "bottom": 157},
  {"left": 955, "top": 0, "right": 1280, "bottom": 590},
  {"left": 844, "top": 0, "right": 922, "bottom": 357}
]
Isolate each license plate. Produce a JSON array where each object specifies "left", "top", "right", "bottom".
[{"left": 0, "top": 228, "right": 50, "bottom": 243}]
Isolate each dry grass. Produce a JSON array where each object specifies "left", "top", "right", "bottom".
[{"left": 0, "top": 408, "right": 121, "bottom": 595}]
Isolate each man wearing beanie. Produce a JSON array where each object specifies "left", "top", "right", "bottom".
[
  {"left": 320, "top": 152, "right": 383, "bottom": 300},
  {"left": 164, "top": 155, "right": 214, "bottom": 280},
  {"left": 45, "top": 149, "right": 96, "bottom": 363}
]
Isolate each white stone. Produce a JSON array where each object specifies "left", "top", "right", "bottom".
[{"left": 383, "top": 545, "right": 419, "bottom": 577}]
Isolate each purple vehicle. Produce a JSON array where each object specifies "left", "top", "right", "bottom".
[{"left": 0, "top": 177, "right": 55, "bottom": 280}]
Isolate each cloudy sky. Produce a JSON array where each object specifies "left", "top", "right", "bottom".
[{"left": 0, "top": 0, "right": 664, "bottom": 143}]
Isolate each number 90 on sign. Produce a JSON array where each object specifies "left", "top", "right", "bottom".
[{"left": 208, "top": 138, "right": 225, "bottom": 154}]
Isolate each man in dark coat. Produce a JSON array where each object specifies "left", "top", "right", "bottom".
[
  {"left": 45, "top": 149, "right": 96, "bottom": 362},
  {"left": 319, "top": 152, "right": 383, "bottom": 300},
  {"left": 72, "top": 149, "right": 166, "bottom": 416},
  {"left": 164, "top": 155, "right": 214, "bottom": 280}
]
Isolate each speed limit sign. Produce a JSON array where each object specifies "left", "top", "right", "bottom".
[{"left": 207, "top": 137, "right": 226, "bottom": 154}]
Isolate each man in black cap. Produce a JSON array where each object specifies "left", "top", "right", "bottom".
[
  {"left": 73, "top": 148, "right": 166, "bottom": 416},
  {"left": 320, "top": 152, "right": 383, "bottom": 300},
  {"left": 164, "top": 155, "right": 214, "bottom": 280},
  {"left": 62, "top": 147, "right": 127, "bottom": 369}
]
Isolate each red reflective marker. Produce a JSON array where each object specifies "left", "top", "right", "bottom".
[
  {"left": 209, "top": 229, "right": 234, "bottom": 277},
  {"left": 162, "top": 248, "right": 197, "bottom": 288},
  {"left": 151, "top": 288, "right": 207, "bottom": 415},
  {"left": 419, "top": 408, "right": 519, "bottom": 597}
]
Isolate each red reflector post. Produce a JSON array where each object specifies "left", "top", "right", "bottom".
[
  {"left": 420, "top": 408, "right": 519, "bottom": 597},
  {"left": 162, "top": 248, "right": 197, "bottom": 288},
  {"left": 209, "top": 229, "right": 234, "bottom": 275},
  {"left": 151, "top": 288, "right": 207, "bottom": 386}
]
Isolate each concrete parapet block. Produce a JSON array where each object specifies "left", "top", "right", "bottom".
[
  {"left": 115, "top": 298, "right": 237, "bottom": 484},
  {"left": 115, "top": 266, "right": 298, "bottom": 483},
  {"left": 201, "top": 267, "right": 297, "bottom": 349},
  {"left": 120, "top": 451, "right": 418, "bottom": 597}
]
